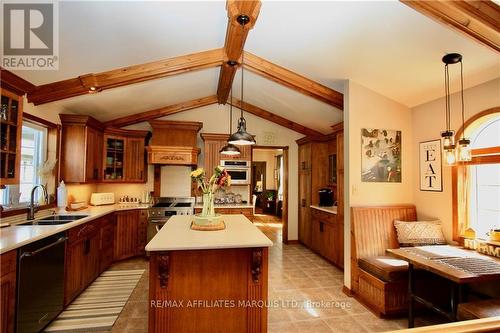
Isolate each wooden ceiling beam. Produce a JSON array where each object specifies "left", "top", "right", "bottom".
[
  {"left": 217, "top": 0, "right": 261, "bottom": 104},
  {"left": 229, "top": 98, "right": 324, "bottom": 138},
  {"left": 401, "top": 0, "right": 500, "bottom": 52},
  {"left": 104, "top": 95, "right": 218, "bottom": 128},
  {"left": 27, "top": 48, "right": 225, "bottom": 105},
  {"left": 0, "top": 68, "right": 36, "bottom": 95},
  {"left": 243, "top": 52, "right": 344, "bottom": 110}
]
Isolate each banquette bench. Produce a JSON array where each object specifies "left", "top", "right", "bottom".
[{"left": 350, "top": 205, "right": 417, "bottom": 316}]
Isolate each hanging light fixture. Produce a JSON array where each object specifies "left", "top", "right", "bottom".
[
  {"left": 441, "top": 53, "right": 458, "bottom": 166},
  {"left": 220, "top": 72, "right": 241, "bottom": 156},
  {"left": 456, "top": 57, "right": 471, "bottom": 162},
  {"left": 228, "top": 14, "right": 256, "bottom": 146}
]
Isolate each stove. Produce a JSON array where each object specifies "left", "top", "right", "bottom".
[{"left": 147, "top": 197, "right": 195, "bottom": 242}]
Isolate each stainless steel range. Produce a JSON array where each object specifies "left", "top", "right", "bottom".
[{"left": 147, "top": 197, "right": 195, "bottom": 242}]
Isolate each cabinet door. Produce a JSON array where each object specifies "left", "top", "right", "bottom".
[
  {"left": 114, "top": 211, "right": 139, "bottom": 261},
  {"left": 298, "top": 143, "right": 311, "bottom": 172},
  {"left": 298, "top": 172, "right": 312, "bottom": 246},
  {"left": 0, "top": 271, "right": 16, "bottom": 333},
  {"left": 321, "top": 222, "right": 336, "bottom": 263},
  {"left": 64, "top": 240, "right": 85, "bottom": 305},
  {"left": 137, "top": 210, "right": 148, "bottom": 255},
  {"left": 85, "top": 127, "right": 103, "bottom": 182},
  {"left": 334, "top": 222, "right": 344, "bottom": 268},
  {"left": 83, "top": 231, "right": 101, "bottom": 286},
  {"left": 311, "top": 219, "right": 321, "bottom": 253},
  {"left": 0, "top": 89, "right": 23, "bottom": 186},
  {"left": 125, "top": 137, "right": 146, "bottom": 182},
  {"left": 100, "top": 215, "right": 115, "bottom": 273},
  {"left": 204, "top": 140, "right": 221, "bottom": 179}
]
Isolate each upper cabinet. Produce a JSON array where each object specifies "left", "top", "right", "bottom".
[
  {"left": 60, "top": 115, "right": 148, "bottom": 184},
  {"left": 60, "top": 115, "right": 105, "bottom": 183},
  {"left": 201, "top": 133, "right": 251, "bottom": 178},
  {"left": 0, "top": 89, "right": 23, "bottom": 186}
]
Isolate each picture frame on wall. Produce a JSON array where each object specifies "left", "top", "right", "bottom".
[
  {"left": 361, "top": 128, "right": 402, "bottom": 183},
  {"left": 419, "top": 139, "right": 443, "bottom": 192}
]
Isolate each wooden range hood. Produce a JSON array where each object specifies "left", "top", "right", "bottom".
[{"left": 146, "top": 120, "right": 202, "bottom": 166}]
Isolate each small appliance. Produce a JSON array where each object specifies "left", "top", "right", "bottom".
[
  {"left": 220, "top": 160, "right": 250, "bottom": 185},
  {"left": 318, "top": 188, "right": 334, "bottom": 207},
  {"left": 90, "top": 192, "right": 115, "bottom": 206}
]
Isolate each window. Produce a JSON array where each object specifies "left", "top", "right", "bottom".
[
  {"left": 454, "top": 110, "right": 500, "bottom": 241},
  {"left": 1, "top": 121, "right": 47, "bottom": 207}
]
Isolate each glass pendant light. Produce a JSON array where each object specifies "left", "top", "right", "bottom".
[
  {"left": 220, "top": 85, "right": 241, "bottom": 156},
  {"left": 441, "top": 53, "right": 459, "bottom": 166},
  {"left": 456, "top": 58, "right": 471, "bottom": 162},
  {"left": 228, "top": 15, "right": 256, "bottom": 146}
]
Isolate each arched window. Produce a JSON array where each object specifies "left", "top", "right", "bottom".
[{"left": 453, "top": 108, "right": 500, "bottom": 241}]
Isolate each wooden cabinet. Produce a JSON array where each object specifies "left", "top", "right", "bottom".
[
  {"left": 336, "top": 131, "right": 344, "bottom": 238},
  {"left": 114, "top": 209, "right": 147, "bottom": 260},
  {"left": 311, "top": 208, "right": 343, "bottom": 268},
  {"left": 60, "top": 114, "right": 105, "bottom": 183},
  {"left": 102, "top": 129, "right": 148, "bottom": 183},
  {"left": 0, "top": 251, "right": 16, "bottom": 333},
  {"left": 100, "top": 213, "right": 115, "bottom": 273},
  {"left": 64, "top": 218, "right": 101, "bottom": 305},
  {"left": 0, "top": 89, "right": 23, "bottom": 186},
  {"left": 298, "top": 142, "right": 312, "bottom": 247},
  {"left": 201, "top": 133, "right": 251, "bottom": 178}
]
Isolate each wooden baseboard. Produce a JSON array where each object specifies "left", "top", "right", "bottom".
[
  {"left": 342, "top": 285, "right": 353, "bottom": 297},
  {"left": 285, "top": 240, "right": 300, "bottom": 245}
]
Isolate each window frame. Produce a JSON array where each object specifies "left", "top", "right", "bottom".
[
  {"left": 452, "top": 107, "right": 500, "bottom": 242},
  {"left": 0, "top": 113, "right": 60, "bottom": 217}
]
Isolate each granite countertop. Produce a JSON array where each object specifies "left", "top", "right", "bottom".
[
  {"left": 0, "top": 204, "right": 149, "bottom": 254},
  {"left": 145, "top": 215, "right": 273, "bottom": 251},
  {"left": 194, "top": 203, "right": 253, "bottom": 209},
  {"left": 310, "top": 205, "right": 338, "bottom": 214}
]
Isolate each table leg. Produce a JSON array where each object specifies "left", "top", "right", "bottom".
[
  {"left": 408, "top": 263, "right": 415, "bottom": 328},
  {"left": 450, "top": 282, "right": 459, "bottom": 321}
]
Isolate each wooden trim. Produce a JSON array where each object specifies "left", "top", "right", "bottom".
[
  {"left": 330, "top": 122, "right": 344, "bottom": 134},
  {"left": 387, "top": 316, "right": 500, "bottom": 333},
  {"left": 104, "top": 95, "right": 218, "bottom": 128},
  {"left": 454, "top": 107, "right": 500, "bottom": 140},
  {"left": 104, "top": 127, "right": 149, "bottom": 138},
  {"left": 285, "top": 240, "right": 300, "bottom": 245},
  {"left": 283, "top": 148, "right": 289, "bottom": 244},
  {"left": 23, "top": 112, "right": 59, "bottom": 129},
  {"left": 252, "top": 145, "right": 289, "bottom": 151},
  {"left": 243, "top": 51, "right": 344, "bottom": 110},
  {"left": 452, "top": 166, "right": 460, "bottom": 242},
  {"left": 229, "top": 98, "right": 324, "bottom": 137},
  {"left": 217, "top": 0, "right": 261, "bottom": 104},
  {"left": 472, "top": 146, "right": 500, "bottom": 156},
  {"left": 401, "top": 1, "right": 500, "bottom": 52},
  {"left": 154, "top": 165, "right": 161, "bottom": 197},
  {"left": 0, "top": 68, "right": 36, "bottom": 95},
  {"left": 342, "top": 285, "right": 353, "bottom": 297},
  {"left": 59, "top": 114, "right": 105, "bottom": 131},
  {"left": 27, "top": 49, "right": 224, "bottom": 105}
]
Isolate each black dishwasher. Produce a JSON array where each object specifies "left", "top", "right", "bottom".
[{"left": 17, "top": 232, "right": 67, "bottom": 333}]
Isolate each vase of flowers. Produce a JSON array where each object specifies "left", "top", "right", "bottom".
[{"left": 190, "top": 166, "right": 231, "bottom": 226}]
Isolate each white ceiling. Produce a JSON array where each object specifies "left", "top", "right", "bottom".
[{"left": 12, "top": 1, "right": 499, "bottom": 133}]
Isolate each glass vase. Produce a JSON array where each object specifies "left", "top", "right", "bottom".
[{"left": 201, "top": 192, "right": 215, "bottom": 217}]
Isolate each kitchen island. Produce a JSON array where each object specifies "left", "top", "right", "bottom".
[{"left": 146, "top": 214, "right": 273, "bottom": 333}]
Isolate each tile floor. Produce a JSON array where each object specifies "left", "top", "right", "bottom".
[{"left": 98, "top": 214, "right": 444, "bottom": 333}]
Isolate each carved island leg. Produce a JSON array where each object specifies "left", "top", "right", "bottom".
[
  {"left": 149, "top": 252, "right": 170, "bottom": 333},
  {"left": 248, "top": 248, "right": 268, "bottom": 333}
]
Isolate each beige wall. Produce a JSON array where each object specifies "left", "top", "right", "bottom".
[
  {"left": 344, "top": 80, "right": 414, "bottom": 289},
  {"left": 411, "top": 78, "right": 500, "bottom": 241}
]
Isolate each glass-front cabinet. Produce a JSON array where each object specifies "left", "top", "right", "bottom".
[
  {"left": 0, "top": 89, "right": 23, "bottom": 186},
  {"left": 103, "top": 136, "right": 125, "bottom": 181}
]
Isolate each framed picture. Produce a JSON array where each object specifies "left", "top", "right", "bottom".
[
  {"left": 419, "top": 139, "right": 443, "bottom": 192},
  {"left": 361, "top": 128, "right": 401, "bottom": 182}
]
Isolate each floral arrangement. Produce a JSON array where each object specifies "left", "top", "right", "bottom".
[{"left": 190, "top": 166, "right": 231, "bottom": 194}]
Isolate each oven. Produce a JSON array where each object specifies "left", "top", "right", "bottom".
[
  {"left": 147, "top": 197, "right": 195, "bottom": 243},
  {"left": 220, "top": 160, "right": 250, "bottom": 185}
]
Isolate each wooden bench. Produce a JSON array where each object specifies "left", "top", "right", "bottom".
[
  {"left": 458, "top": 299, "right": 500, "bottom": 321},
  {"left": 351, "top": 205, "right": 417, "bottom": 316}
]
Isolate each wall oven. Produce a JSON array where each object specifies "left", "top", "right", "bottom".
[{"left": 220, "top": 160, "right": 250, "bottom": 185}]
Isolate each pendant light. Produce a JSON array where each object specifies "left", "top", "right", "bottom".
[
  {"left": 220, "top": 77, "right": 241, "bottom": 156},
  {"left": 228, "top": 14, "right": 256, "bottom": 146},
  {"left": 456, "top": 58, "right": 471, "bottom": 162}
]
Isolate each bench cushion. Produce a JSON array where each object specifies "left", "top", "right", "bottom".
[
  {"left": 358, "top": 256, "right": 408, "bottom": 282},
  {"left": 458, "top": 299, "right": 500, "bottom": 320}
]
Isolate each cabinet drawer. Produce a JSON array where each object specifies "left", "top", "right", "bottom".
[
  {"left": 68, "top": 219, "right": 100, "bottom": 243},
  {"left": 311, "top": 209, "right": 336, "bottom": 224},
  {"left": 0, "top": 250, "right": 16, "bottom": 277}
]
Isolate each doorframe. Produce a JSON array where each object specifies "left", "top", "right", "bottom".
[{"left": 252, "top": 145, "right": 289, "bottom": 244}]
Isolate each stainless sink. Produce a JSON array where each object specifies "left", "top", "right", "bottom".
[{"left": 19, "top": 215, "right": 89, "bottom": 226}]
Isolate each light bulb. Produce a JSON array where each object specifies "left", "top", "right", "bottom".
[{"left": 444, "top": 147, "right": 457, "bottom": 166}]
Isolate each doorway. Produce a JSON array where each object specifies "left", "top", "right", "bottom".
[{"left": 251, "top": 146, "right": 289, "bottom": 243}]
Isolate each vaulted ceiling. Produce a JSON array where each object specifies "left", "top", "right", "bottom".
[{"left": 10, "top": 1, "right": 499, "bottom": 135}]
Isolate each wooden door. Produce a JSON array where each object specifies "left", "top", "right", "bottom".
[
  {"left": 114, "top": 211, "right": 139, "bottom": 260},
  {"left": 125, "top": 137, "right": 146, "bottom": 182},
  {"left": 85, "top": 126, "right": 103, "bottom": 182},
  {"left": 0, "top": 251, "right": 16, "bottom": 333},
  {"left": 298, "top": 172, "right": 312, "bottom": 247},
  {"left": 334, "top": 221, "right": 344, "bottom": 268},
  {"left": 64, "top": 240, "right": 85, "bottom": 305}
]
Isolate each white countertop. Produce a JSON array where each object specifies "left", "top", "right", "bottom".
[
  {"left": 145, "top": 214, "right": 273, "bottom": 251},
  {"left": 310, "top": 205, "right": 338, "bottom": 214},
  {"left": 0, "top": 204, "right": 149, "bottom": 254},
  {"left": 194, "top": 203, "right": 253, "bottom": 209}
]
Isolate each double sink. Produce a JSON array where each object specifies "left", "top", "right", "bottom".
[{"left": 19, "top": 215, "right": 89, "bottom": 226}]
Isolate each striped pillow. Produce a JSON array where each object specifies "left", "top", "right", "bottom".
[{"left": 394, "top": 220, "right": 446, "bottom": 246}]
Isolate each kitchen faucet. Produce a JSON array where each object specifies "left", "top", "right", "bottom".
[{"left": 27, "top": 184, "right": 48, "bottom": 220}]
